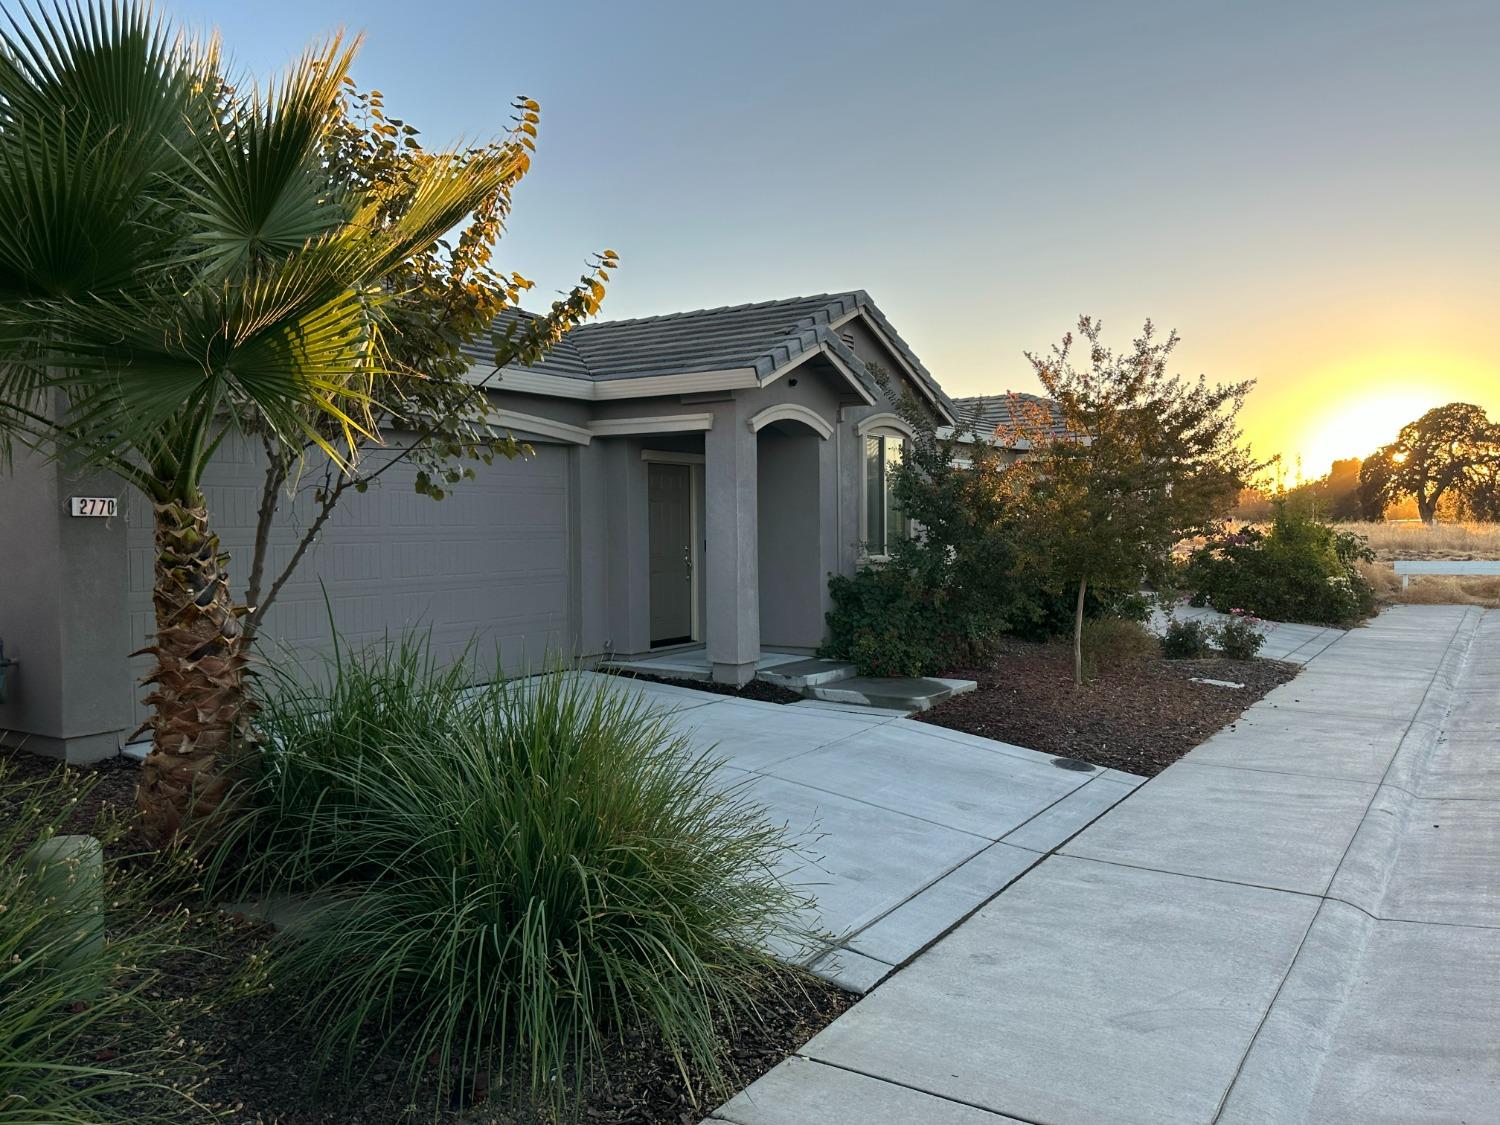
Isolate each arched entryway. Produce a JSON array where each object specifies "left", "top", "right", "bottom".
[{"left": 754, "top": 414, "right": 826, "bottom": 651}]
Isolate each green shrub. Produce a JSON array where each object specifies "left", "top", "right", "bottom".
[
  {"left": 1161, "top": 617, "right": 1214, "bottom": 659},
  {"left": 822, "top": 560, "right": 1001, "bottom": 677},
  {"left": 1079, "top": 616, "right": 1157, "bottom": 678},
  {"left": 0, "top": 765, "right": 204, "bottom": 1123},
  {"left": 206, "top": 637, "right": 808, "bottom": 1111},
  {"left": 1182, "top": 504, "right": 1377, "bottom": 626},
  {"left": 1214, "top": 611, "right": 1267, "bottom": 660},
  {"left": 1012, "top": 584, "right": 1152, "bottom": 643}
]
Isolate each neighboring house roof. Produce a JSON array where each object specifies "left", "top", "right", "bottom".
[
  {"left": 949, "top": 392, "right": 1071, "bottom": 445},
  {"left": 464, "top": 291, "right": 958, "bottom": 423}
]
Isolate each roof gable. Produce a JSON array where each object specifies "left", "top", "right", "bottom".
[{"left": 463, "top": 291, "right": 957, "bottom": 422}]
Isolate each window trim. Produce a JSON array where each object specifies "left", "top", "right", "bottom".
[{"left": 860, "top": 426, "right": 910, "bottom": 561}]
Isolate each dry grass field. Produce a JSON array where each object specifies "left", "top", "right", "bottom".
[
  {"left": 1349, "top": 521, "right": 1500, "bottom": 608},
  {"left": 1344, "top": 520, "right": 1500, "bottom": 562}
]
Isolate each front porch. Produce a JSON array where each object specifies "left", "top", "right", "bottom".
[
  {"left": 601, "top": 645, "right": 978, "bottom": 712},
  {"left": 590, "top": 394, "right": 842, "bottom": 686}
]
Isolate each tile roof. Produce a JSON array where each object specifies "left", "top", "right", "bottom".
[
  {"left": 952, "top": 393, "right": 1070, "bottom": 442},
  {"left": 462, "top": 291, "right": 957, "bottom": 420}
]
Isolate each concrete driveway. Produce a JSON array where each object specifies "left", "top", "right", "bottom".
[
  {"left": 711, "top": 605, "right": 1500, "bottom": 1124},
  {"left": 590, "top": 674, "right": 1142, "bottom": 989}
]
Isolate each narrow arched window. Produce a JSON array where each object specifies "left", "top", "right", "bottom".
[{"left": 863, "top": 431, "right": 909, "bottom": 557}]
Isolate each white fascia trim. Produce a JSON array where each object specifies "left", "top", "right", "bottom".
[
  {"left": 594, "top": 369, "right": 756, "bottom": 398},
  {"left": 827, "top": 307, "right": 861, "bottom": 331},
  {"left": 938, "top": 426, "right": 1028, "bottom": 450},
  {"left": 588, "top": 413, "right": 715, "bottom": 437},
  {"left": 856, "top": 411, "right": 917, "bottom": 440},
  {"left": 746, "top": 403, "right": 833, "bottom": 439},
  {"left": 758, "top": 343, "right": 877, "bottom": 405},
  {"left": 494, "top": 410, "right": 593, "bottom": 445},
  {"left": 474, "top": 364, "right": 759, "bottom": 401},
  {"left": 829, "top": 308, "right": 958, "bottom": 425},
  {"left": 464, "top": 365, "right": 592, "bottom": 399}
]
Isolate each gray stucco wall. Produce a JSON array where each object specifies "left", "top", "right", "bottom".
[{"left": 0, "top": 451, "right": 131, "bottom": 762}]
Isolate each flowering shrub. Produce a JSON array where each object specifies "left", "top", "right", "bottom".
[
  {"left": 1181, "top": 504, "right": 1376, "bottom": 626},
  {"left": 1215, "top": 609, "right": 1267, "bottom": 660}
]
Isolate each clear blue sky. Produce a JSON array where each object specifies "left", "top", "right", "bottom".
[{"left": 175, "top": 0, "right": 1500, "bottom": 475}]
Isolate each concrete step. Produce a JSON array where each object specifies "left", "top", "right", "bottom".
[
  {"left": 599, "top": 656, "right": 710, "bottom": 681},
  {"left": 806, "top": 675, "right": 977, "bottom": 713},
  {"left": 756, "top": 657, "right": 858, "bottom": 690}
]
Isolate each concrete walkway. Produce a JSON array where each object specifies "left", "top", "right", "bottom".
[
  {"left": 711, "top": 605, "right": 1499, "bottom": 1124},
  {"left": 589, "top": 672, "right": 1142, "bottom": 988},
  {"left": 1149, "top": 602, "right": 1346, "bottom": 663}
]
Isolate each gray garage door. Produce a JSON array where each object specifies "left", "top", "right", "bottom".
[{"left": 125, "top": 432, "right": 572, "bottom": 728}]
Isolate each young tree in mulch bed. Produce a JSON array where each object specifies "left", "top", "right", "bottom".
[{"left": 1011, "top": 317, "right": 1262, "bottom": 686}]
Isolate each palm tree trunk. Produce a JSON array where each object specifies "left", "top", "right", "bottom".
[{"left": 136, "top": 495, "right": 251, "bottom": 847}]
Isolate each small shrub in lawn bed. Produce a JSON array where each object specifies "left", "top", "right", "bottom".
[
  {"left": 1161, "top": 618, "right": 1214, "bottom": 659},
  {"left": 1079, "top": 616, "right": 1158, "bottom": 679},
  {"left": 0, "top": 764, "right": 206, "bottom": 1124},
  {"left": 1215, "top": 610, "right": 1267, "bottom": 660},
  {"left": 1182, "top": 504, "right": 1377, "bottom": 626},
  {"left": 206, "top": 636, "right": 810, "bottom": 1114}
]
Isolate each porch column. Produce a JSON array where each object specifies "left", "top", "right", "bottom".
[
  {"left": 704, "top": 398, "right": 759, "bottom": 684},
  {"left": 817, "top": 423, "right": 841, "bottom": 632}
]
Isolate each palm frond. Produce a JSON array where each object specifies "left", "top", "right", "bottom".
[
  {"left": 183, "top": 34, "right": 358, "bottom": 275},
  {"left": 0, "top": 0, "right": 216, "bottom": 160},
  {"left": 346, "top": 146, "right": 525, "bottom": 284},
  {"left": 0, "top": 114, "right": 172, "bottom": 299}
]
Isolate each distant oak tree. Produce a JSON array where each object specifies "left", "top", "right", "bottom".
[{"left": 1357, "top": 403, "right": 1500, "bottom": 523}]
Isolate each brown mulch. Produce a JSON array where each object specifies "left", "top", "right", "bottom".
[
  {"left": 2, "top": 748, "right": 853, "bottom": 1124},
  {"left": 162, "top": 948, "right": 853, "bottom": 1125},
  {"left": 614, "top": 671, "right": 803, "bottom": 706},
  {"left": 1, "top": 749, "right": 146, "bottom": 856},
  {"left": 919, "top": 638, "right": 1300, "bottom": 777}
]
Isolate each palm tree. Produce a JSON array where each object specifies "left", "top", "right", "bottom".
[{"left": 0, "top": 3, "right": 522, "bottom": 844}]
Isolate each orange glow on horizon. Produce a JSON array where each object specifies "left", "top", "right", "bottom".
[{"left": 1237, "top": 351, "right": 1498, "bottom": 483}]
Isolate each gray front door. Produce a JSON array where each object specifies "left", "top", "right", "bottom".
[{"left": 648, "top": 462, "right": 694, "bottom": 645}]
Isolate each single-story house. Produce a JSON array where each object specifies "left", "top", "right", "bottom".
[{"left": 1, "top": 290, "right": 981, "bottom": 762}]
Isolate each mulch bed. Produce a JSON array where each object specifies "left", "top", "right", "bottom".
[
  {"left": 1, "top": 749, "right": 146, "bottom": 856},
  {"left": 172, "top": 951, "right": 853, "bottom": 1125},
  {"left": 2, "top": 748, "right": 852, "bottom": 1124},
  {"left": 919, "top": 638, "right": 1300, "bottom": 777},
  {"left": 613, "top": 671, "right": 803, "bottom": 706}
]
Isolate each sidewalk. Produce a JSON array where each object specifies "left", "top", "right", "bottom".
[
  {"left": 1149, "top": 601, "right": 1346, "bottom": 663},
  {"left": 711, "top": 605, "right": 1499, "bottom": 1125}
]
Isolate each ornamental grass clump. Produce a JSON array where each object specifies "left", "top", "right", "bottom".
[
  {"left": 205, "top": 636, "right": 809, "bottom": 1111},
  {"left": 0, "top": 765, "right": 205, "bottom": 1123}
]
